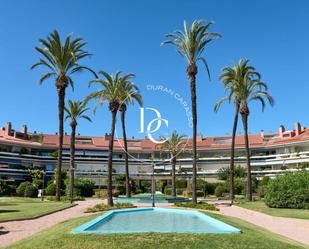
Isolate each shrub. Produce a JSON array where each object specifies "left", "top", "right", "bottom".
[
  {"left": 176, "top": 179, "right": 187, "bottom": 189},
  {"left": 16, "top": 181, "right": 32, "bottom": 196},
  {"left": 217, "top": 166, "right": 246, "bottom": 180},
  {"left": 204, "top": 182, "right": 219, "bottom": 195},
  {"left": 196, "top": 178, "right": 206, "bottom": 191},
  {"left": 0, "top": 180, "right": 12, "bottom": 196},
  {"left": 33, "top": 179, "right": 43, "bottom": 189},
  {"left": 45, "top": 183, "right": 56, "bottom": 196},
  {"left": 46, "top": 196, "right": 85, "bottom": 202},
  {"left": 261, "top": 176, "right": 270, "bottom": 186},
  {"left": 85, "top": 202, "right": 134, "bottom": 213},
  {"left": 224, "top": 178, "right": 245, "bottom": 195},
  {"left": 164, "top": 187, "right": 172, "bottom": 195},
  {"left": 265, "top": 170, "right": 309, "bottom": 209},
  {"left": 94, "top": 189, "right": 119, "bottom": 198},
  {"left": 182, "top": 190, "right": 204, "bottom": 198},
  {"left": 215, "top": 185, "right": 226, "bottom": 197},
  {"left": 174, "top": 202, "right": 219, "bottom": 211},
  {"left": 24, "top": 184, "right": 38, "bottom": 197},
  {"left": 177, "top": 188, "right": 185, "bottom": 195},
  {"left": 164, "top": 188, "right": 185, "bottom": 196},
  {"left": 65, "top": 178, "right": 95, "bottom": 197}
]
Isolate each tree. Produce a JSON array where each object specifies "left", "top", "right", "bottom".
[
  {"left": 64, "top": 100, "right": 92, "bottom": 203},
  {"left": 86, "top": 71, "right": 132, "bottom": 206},
  {"left": 236, "top": 60, "right": 274, "bottom": 201},
  {"left": 118, "top": 75, "right": 143, "bottom": 197},
  {"left": 214, "top": 59, "right": 260, "bottom": 203},
  {"left": 158, "top": 130, "right": 186, "bottom": 197},
  {"left": 162, "top": 20, "right": 221, "bottom": 203},
  {"left": 31, "top": 30, "right": 95, "bottom": 200}
]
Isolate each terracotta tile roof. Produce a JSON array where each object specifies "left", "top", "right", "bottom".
[{"left": 1, "top": 125, "right": 309, "bottom": 151}]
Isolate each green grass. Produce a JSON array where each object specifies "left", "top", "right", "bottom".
[
  {"left": 4, "top": 211, "right": 307, "bottom": 249},
  {"left": 236, "top": 200, "right": 309, "bottom": 219},
  {"left": 0, "top": 197, "right": 72, "bottom": 221}
]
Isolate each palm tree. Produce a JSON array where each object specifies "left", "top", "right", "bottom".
[
  {"left": 158, "top": 131, "right": 186, "bottom": 197},
  {"left": 118, "top": 77, "right": 143, "bottom": 198},
  {"left": 31, "top": 30, "right": 95, "bottom": 201},
  {"left": 214, "top": 59, "right": 259, "bottom": 204},
  {"left": 64, "top": 100, "right": 92, "bottom": 204},
  {"left": 86, "top": 71, "right": 132, "bottom": 206},
  {"left": 221, "top": 60, "right": 274, "bottom": 201},
  {"left": 162, "top": 20, "right": 221, "bottom": 203}
]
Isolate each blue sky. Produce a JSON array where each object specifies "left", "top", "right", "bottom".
[{"left": 0, "top": 0, "right": 308, "bottom": 139}]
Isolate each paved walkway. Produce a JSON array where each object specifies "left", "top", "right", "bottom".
[
  {"left": 0, "top": 199, "right": 103, "bottom": 248},
  {"left": 212, "top": 201, "right": 309, "bottom": 247}
]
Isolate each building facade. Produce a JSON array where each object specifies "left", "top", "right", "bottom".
[{"left": 1, "top": 122, "right": 309, "bottom": 184}]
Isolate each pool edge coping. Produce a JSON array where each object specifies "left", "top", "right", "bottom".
[{"left": 72, "top": 207, "right": 241, "bottom": 234}]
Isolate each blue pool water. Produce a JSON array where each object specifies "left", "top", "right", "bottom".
[{"left": 73, "top": 208, "right": 240, "bottom": 234}]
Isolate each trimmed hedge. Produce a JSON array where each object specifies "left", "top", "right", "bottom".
[{"left": 265, "top": 170, "right": 309, "bottom": 209}]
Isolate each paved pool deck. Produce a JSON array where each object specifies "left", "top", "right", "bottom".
[{"left": 212, "top": 200, "right": 309, "bottom": 247}]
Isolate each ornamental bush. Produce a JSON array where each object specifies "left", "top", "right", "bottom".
[
  {"left": 24, "top": 184, "right": 38, "bottom": 198},
  {"left": 215, "top": 185, "right": 226, "bottom": 197},
  {"left": 16, "top": 181, "right": 32, "bottom": 196},
  {"left": 264, "top": 170, "right": 309, "bottom": 209},
  {"left": 0, "top": 180, "right": 12, "bottom": 196},
  {"left": 45, "top": 183, "right": 56, "bottom": 196},
  {"left": 75, "top": 178, "right": 95, "bottom": 197}
]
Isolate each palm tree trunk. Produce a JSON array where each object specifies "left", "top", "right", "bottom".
[
  {"left": 56, "top": 88, "right": 65, "bottom": 201},
  {"left": 171, "top": 156, "right": 177, "bottom": 197},
  {"left": 107, "top": 110, "right": 117, "bottom": 206},
  {"left": 69, "top": 123, "right": 76, "bottom": 204},
  {"left": 188, "top": 64, "right": 198, "bottom": 204},
  {"left": 241, "top": 113, "right": 253, "bottom": 201},
  {"left": 121, "top": 109, "right": 131, "bottom": 198},
  {"left": 229, "top": 103, "right": 240, "bottom": 204}
]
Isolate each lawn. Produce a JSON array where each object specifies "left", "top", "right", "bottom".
[
  {"left": 4, "top": 211, "right": 307, "bottom": 249},
  {"left": 236, "top": 200, "right": 309, "bottom": 220},
  {"left": 0, "top": 197, "right": 72, "bottom": 221}
]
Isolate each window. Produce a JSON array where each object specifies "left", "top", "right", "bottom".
[
  {"left": 213, "top": 137, "right": 232, "bottom": 144},
  {"left": 75, "top": 138, "right": 93, "bottom": 144}
]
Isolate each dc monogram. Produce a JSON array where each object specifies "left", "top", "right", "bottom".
[{"left": 139, "top": 107, "right": 168, "bottom": 144}]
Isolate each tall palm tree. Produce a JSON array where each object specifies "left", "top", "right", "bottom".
[
  {"left": 118, "top": 77, "right": 143, "bottom": 198},
  {"left": 214, "top": 59, "right": 259, "bottom": 204},
  {"left": 224, "top": 60, "right": 273, "bottom": 201},
  {"left": 240, "top": 79, "right": 274, "bottom": 201},
  {"left": 158, "top": 131, "right": 186, "bottom": 197},
  {"left": 31, "top": 30, "right": 95, "bottom": 200},
  {"left": 64, "top": 100, "right": 92, "bottom": 203},
  {"left": 162, "top": 20, "right": 221, "bottom": 203},
  {"left": 86, "top": 71, "right": 132, "bottom": 206}
]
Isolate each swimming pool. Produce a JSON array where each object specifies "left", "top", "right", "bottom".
[{"left": 73, "top": 208, "right": 240, "bottom": 234}]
